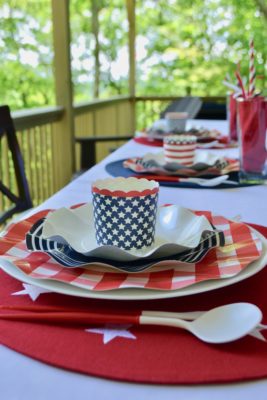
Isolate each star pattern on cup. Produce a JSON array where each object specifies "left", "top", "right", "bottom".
[{"left": 93, "top": 193, "right": 158, "bottom": 250}]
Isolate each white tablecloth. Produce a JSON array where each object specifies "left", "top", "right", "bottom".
[{"left": 1, "top": 120, "right": 267, "bottom": 399}]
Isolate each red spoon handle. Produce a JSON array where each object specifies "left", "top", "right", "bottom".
[{"left": 0, "top": 311, "right": 140, "bottom": 326}]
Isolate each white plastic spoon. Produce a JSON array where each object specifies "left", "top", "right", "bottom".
[
  {"left": 140, "top": 303, "right": 262, "bottom": 344},
  {"left": 179, "top": 175, "right": 238, "bottom": 186},
  {"left": 197, "top": 140, "right": 222, "bottom": 149},
  {"left": 0, "top": 303, "right": 261, "bottom": 344}
]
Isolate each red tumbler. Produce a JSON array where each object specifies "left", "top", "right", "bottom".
[{"left": 237, "top": 96, "right": 267, "bottom": 183}]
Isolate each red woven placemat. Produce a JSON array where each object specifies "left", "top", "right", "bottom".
[
  {"left": 0, "top": 223, "right": 267, "bottom": 384},
  {"left": 134, "top": 136, "right": 163, "bottom": 147}
]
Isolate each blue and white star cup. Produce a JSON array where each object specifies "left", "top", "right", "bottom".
[{"left": 92, "top": 177, "right": 159, "bottom": 250}]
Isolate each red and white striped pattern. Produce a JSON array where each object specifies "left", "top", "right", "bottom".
[
  {"left": 248, "top": 38, "right": 256, "bottom": 98},
  {"left": 163, "top": 135, "right": 197, "bottom": 166},
  {"left": 164, "top": 144, "right": 196, "bottom": 165},
  {"left": 0, "top": 207, "right": 262, "bottom": 292}
]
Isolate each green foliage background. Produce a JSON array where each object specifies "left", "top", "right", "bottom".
[{"left": 0, "top": 0, "right": 266, "bottom": 110}]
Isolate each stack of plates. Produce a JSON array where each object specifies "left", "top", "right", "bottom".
[
  {"left": 25, "top": 203, "right": 224, "bottom": 271},
  {"left": 0, "top": 203, "right": 266, "bottom": 301},
  {"left": 123, "top": 151, "right": 239, "bottom": 177}
]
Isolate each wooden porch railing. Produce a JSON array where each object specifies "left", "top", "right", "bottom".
[
  {"left": 0, "top": 96, "right": 134, "bottom": 215},
  {"left": 1, "top": 106, "right": 65, "bottom": 215},
  {"left": 0, "top": 95, "right": 226, "bottom": 216},
  {"left": 74, "top": 95, "right": 134, "bottom": 171}
]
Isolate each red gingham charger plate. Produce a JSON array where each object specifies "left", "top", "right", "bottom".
[
  {"left": 0, "top": 206, "right": 265, "bottom": 300},
  {"left": 134, "top": 132, "right": 235, "bottom": 149}
]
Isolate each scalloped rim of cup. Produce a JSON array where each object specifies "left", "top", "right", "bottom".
[
  {"left": 92, "top": 177, "right": 159, "bottom": 197},
  {"left": 164, "top": 134, "right": 197, "bottom": 144}
]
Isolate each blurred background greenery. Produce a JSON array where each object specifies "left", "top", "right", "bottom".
[{"left": 0, "top": 0, "right": 266, "bottom": 110}]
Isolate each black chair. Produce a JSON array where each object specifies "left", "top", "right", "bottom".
[
  {"left": 160, "top": 96, "right": 203, "bottom": 119},
  {"left": 195, "top": 102, "right": 227, "bottom": 120},
  {"left": 0, "top": 105, "right": 32, "bottom": 225}
]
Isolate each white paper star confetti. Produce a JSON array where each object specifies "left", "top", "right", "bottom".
[
  {"left": 85, "top": 324, "right": 136, "bottom": 344},
  {"left": 12, "top": 283, "right": 52, "bottom": 301},
  {"left": 249, "top": 325, "right": 267, "bottom": 342}
]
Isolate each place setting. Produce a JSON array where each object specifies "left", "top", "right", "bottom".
[
  {"left": 0, "top": 176, "right": 266, "bottom": 301},
  {"left": 107, "top": 111, "right": 267, "bottom": 188},
  {"left": 134, "top": 111, "right": 236, "bottom": 149},
  {"left": 1, "top": 176, "right": 267, "bottom": 385},
  {"left": 105, "top": 134, "right": 244, "bottom": 189}
]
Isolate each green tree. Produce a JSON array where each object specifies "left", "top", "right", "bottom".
[
  {"left": 0, "top": 0, "right": 54, "bottom": 110},
  {"left": 135, "top": 0, "right": 267, "bottom": 96},
  {"left": 0, "top": 0, "right": 266, "bottom": 110}
]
